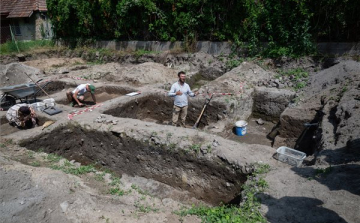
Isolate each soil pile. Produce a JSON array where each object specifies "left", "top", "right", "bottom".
[{"left": 0, "top": 63, "right": 42, "bottom": 87}]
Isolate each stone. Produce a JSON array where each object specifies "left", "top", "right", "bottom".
[
  {"left": 59, "top": 69, "right": 69, "bottom": 74},
  {"left": 256, "top": 118, "right": 264, "bottom": 125},
  {"left": 60, "top": 201, "right": 69, "bottom": 213},
  {"left": 278, "top": 83, "right": 285, "bottom": 89},
  {"left": 212, "top": 139, "right": 220, "bottom": 147}
]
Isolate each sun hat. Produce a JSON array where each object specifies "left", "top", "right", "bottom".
[{"left": 89, "top": 84, "right": 96, "bottom": 94}]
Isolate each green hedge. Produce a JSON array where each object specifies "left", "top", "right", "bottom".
[{"left": 47, "top": 0, "right": 360, "bottom": 57}]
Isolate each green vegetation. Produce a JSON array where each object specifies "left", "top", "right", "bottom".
[
  {"left": 30, "top": 161, "right": 41, "bottom": 167},
  {"left": 131, "top": 184, "right": 151, "bottom": 196},
  {"left": 0, "top": 40, "right": 55, "bottom": 55},
  {"left": 109, "top": 187, "right": 129, "bottom": 196},
  {"left": 46, "top": 0, "right": 360, "bottom": 57},
  {"left": 51, "top": 161, "right": 96, "bottom": 175},
  {"left": 277, "top": 68, "right": 309, "bottom": 90},
  {"left": 46, "top": 154, "right": 62, "bottom": 163},
  {"left": 315, "top": 166, "right": 333, "bottom": 177},
  {"left": 189, "top": 144, "right": 201, "bottom": 154},
  {"left": 177, "top": 163, "right": 270, "bottom": 223},
  {"left": 134, "top": 200, "right": 159, "bottom": 213}
]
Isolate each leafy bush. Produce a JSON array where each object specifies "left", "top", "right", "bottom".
[{"left": 45, "top": 0, "right": 359, "bottom": 57}]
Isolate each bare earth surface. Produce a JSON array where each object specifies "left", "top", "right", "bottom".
[{"left": 0, "top": 55, "right": 359, "bottom": 223}]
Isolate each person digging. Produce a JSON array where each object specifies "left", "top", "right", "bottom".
[
  {"left": 6, "top": 104, "right": 39, "bottom": 129},
  {"left": 168, "top": 71, "right": 198, "bottom": 127},
  {"left": 66, "top": 83, "right": 96, "bottom": 107}
]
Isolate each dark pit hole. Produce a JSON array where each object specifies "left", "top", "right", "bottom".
[
  {"left": 58, "top": 86, "right": 136, "bottom": 105},
  {"left": 20, "top": 124, "right": 248, "bottom": 205},
  {"left": 294, "top": 110, "right": 325, "bottom": 156},
  {"left": 0, "top": 115, "right": 55, "bottom": 136},
  {"left": 103, "top": 94, "right": 226, "bottom": 129}
]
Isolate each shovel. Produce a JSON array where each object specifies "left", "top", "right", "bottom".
[{"left": 193, "top": 93, "right": 214, "bottom": 129}]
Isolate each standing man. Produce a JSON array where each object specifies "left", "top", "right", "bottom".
[
  {"left": 66, "top": 83, "right": 96, "bottom": 107},
  {"left": 168, "top": 71, "right": 198, "bottom": 127}
]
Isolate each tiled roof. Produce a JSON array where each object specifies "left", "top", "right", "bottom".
[{"left": 1, "top": 0, "right": 47, "bottom": 18}]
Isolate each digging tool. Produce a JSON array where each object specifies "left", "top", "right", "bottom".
[
  {"left": 193, "top": 93, "right": 214, "bottom": 129},
  {"left": 24, "top": 72, "right": 51, "bottom": 98}
]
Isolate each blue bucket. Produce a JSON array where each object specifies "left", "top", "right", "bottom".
[{"left": 235, "top": 120, "right": 248, "bottom": 136}]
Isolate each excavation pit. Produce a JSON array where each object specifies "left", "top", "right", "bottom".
[
  {"left": 58, "top": 86, "right": 136, "bottom": 106},
  {"left": 21, "top": 124, "right": 248, "bottom": 205},
  {"left": 104, "top": 94, "right": 227, "bottom": 128},
  {"left": 0, "top": 115, "right": 55, "bottom": 136},
  {"left": 36, "top": 81, "right": 78, "bottom": 96}
]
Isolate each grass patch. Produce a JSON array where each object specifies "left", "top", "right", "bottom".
[
  {"left": 176, "top": 163, "right": 270, "bottom": 223},
  {"left": 30, "top": 161, "right": 41, "bottom": 167},
  {"left": 51, "top": 161, "right": 96, "bottom": 175},
  {"left": 134, "top": 200, "right": 159, "bottom": 213},
  {"left": 131, "top": 184, "right": 151, "bottom": 196},
  {"left": 276, "top": 68, "right": 309, "bottom": 91},
  {"left": 108, "top": 187, "right": 130, "bottom": 196},
  {"left": 0, "top": 40, "right": 55, "bottom": 55},
  {"left": 315, "top": 166, "right": 333, "bottom": 178},
  {"left": 46, "top": 154, "right": 62, "bottom": 163}
]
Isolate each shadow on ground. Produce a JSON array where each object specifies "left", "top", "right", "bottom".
[
  {"left": 291, "top": 139, "right": 360, "bottom": 196},
  {"left": 262, "top": 195, "right": 348, "bottom": 223}
]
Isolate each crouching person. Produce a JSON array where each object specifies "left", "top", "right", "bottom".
[
  {"left": 66, "top": 83, "right": 96, "bottom": 107},
  {"left": 6, "top": 104, "right": 39, "bottom": 128}
]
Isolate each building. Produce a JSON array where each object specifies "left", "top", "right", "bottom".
[{"left": 0, "top": 0, "right": 52, "bottom": 43}]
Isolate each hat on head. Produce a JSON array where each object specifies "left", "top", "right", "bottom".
[{"left": 89, "top": 84, "right": 95, "bottom": 94}]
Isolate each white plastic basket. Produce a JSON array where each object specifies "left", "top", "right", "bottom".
[
  {"left": 43, "top": 98, "right": 56, "bottom": 108},
  {"left": 275, "top": 146, "right": 306, "bottom": 167},
  {"left": 31, "top": 102, "right": 45, "bottom": 111}
]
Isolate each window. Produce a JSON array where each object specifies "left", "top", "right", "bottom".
[{"left": 12, "top": 21, "right": 21, "bottom": 36}]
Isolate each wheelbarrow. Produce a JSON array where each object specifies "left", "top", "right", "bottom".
[{"left": 0, "top": 79, "right": 52, "bottom": 110}]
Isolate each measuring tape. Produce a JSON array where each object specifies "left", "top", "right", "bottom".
[{"left": 67, "top": 103, "right": 103, "bottom": 120}]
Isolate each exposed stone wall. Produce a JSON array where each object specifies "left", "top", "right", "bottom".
[{"left": 34, "top": 12, "right": 52, "bottom": 40}]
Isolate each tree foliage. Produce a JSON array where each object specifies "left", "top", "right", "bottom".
[{"left": 47, "top": 0, "right": 360, "bottom": 56}]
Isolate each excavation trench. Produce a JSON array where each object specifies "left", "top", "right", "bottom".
[
  {"left": 0, "top": 116, "right": 55, "bottom": 136},
  {"left": 104, "top": 94, "right": 227, "bottom": 128},
  {"left": 21, "top": 124, "right": 247, "bottom": 205},
  {"left": 58, "top": 85, "right": 136, "bottom": 105}
]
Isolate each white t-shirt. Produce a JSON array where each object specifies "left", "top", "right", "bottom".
[{"left": 72, "top": 84, "right": 89, "bottom": 95}]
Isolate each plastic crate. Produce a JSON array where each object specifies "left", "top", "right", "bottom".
[{"left": 275, "top": 146, "right": 306, "bottom": 167}]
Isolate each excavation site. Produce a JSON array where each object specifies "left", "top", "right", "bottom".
[{"left": 1, "top": 51, "right": 359, "bottom": 223}]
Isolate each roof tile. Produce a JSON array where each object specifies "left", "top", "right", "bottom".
[{"left": 1, "top": 0, "right": 47, "bottom": 18}]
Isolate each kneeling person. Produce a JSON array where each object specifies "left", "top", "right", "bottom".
[
  {"left": 6, "top": 104, "right": 38, "bottom": 128},
  {"left": 66, "top": 83, "right": 96, "bottom": 107}
]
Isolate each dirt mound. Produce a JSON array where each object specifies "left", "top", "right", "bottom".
[
  {"left": 24, "top": 58, "right": 85, "bottom": 73},
  {"left": 122, "top": 62, "right": 177, "bottom": 86},
  {"left": 0, "top": 63, "right": 43, "bottom": 87},
  {"left": 200, "top": 61, "right": 275, "bottom": 94},
  {"left": 275, "top": 60, "right": 360, "bottom": 163},
  {"left": 309, "top": 60, "right": 360, "bottom": 94},
  {"left": 66, "top": 62, "right": 177, "bottom": 86}
]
